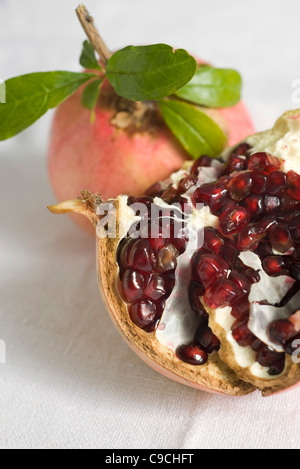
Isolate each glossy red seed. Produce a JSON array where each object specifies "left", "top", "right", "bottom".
[
  {"left": 242, "top": 194, "right": 263, "bottom": 220},
  {"left": 219, "top": 206, "right": 249, "bottom": 235},
  {"left": 250, "top": 338, "right": 264, "bottom": 352},
  {"left": 156, "top": 244, "right": 179, "bottom": 273},
  {"left": 177, "top": 175, "right": 197, "bottom": 193},
  {"left": 266, "top": 171, "right": 287, "bottom": 194},
  {"left": 161, "top": 186, "right": 179, "bottom": 204},
  {"left": 262, "top": 256, "right": 288, "bottom": 277},
  {"left": 289, "top": 216, "right": 300, "bottom": 243},
  {"left": 202, "top": 227, "right": 224, "bottom": 254},
  {"left": 204, "top": 278, "right": 240, "bottom": 309},
  {"left": 287, "top": 171, "right": 300, "bottom": 200},
  {"left": 236, "top": 224, "right": 266, "bottom": 251},
  {"left": 129, "top": 300, "right": 157, "bottom": 329},
  {"left": 220, "top": 239, "right": 238, "bottom": 267},
  {"left": 145, "top": 182, "right": 163, "bottom": 197},
  {"left": 256, "top": 345, "right": 284, "bottom": 367},
  {"left": 231, "top": 296, "right": 250, "bottom": 319},
  {"left": 229, "top": 271, "right": 251, "bottom": 295},
  {"left": 269, "top": 319, "right": 297, "bottom": 345},
  {"left": 268, "top": 224, "right": 293, "bottom": 253},
  {"left": 144, "top": 273, "right": 167, "bottom": 301},
  {"left": 264, "top": 195, "right": 281, "bottom": 214},
  {"left": 121, "top": 270, "right": 145, "bottom": 303},
  {"left": 233, "top": 142, "right": 252, "bottom": 156},
  {"left": 268, "top": 356, "right": 286, "bottom": 376},
  {"left": 251, "top": 172, "right": 267, "bottom": 194},
  {"left": 224, "top": 155, "right": 247, "bottom": 174},
  {"left": 190, "top": 155, "right": 212, "bottom": 175},
  {"left": 176, "top": 344, "right": 208, "bottom": 366},
  {"left": 244, "top": 268, "right": 261, "bottom": 284},
  {"left": 228, "top": 172, "right": 252, "bottom": 201},
  {"left": 232, "top": 318, "right": 256, "bottom": 346},
  {"left": 197, "top": 254, "right": 229, "bottom": 288},
  {"left": 126, "top": 239, "right": 157, "bottom": 273},
  {"left": 196, "top": 325, "right": 220, "bottom": 353},
  {"left": 193, "top": 182, "right": 228, "bottom": 212},
  {"left": 281, "top": 193, "right": 300, "bottom": 212},
  {"left": 248, "top": 152, "right": 281, "bottom": 174}
]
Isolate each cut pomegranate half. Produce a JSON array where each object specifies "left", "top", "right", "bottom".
[{"left": 48, "top": 109, "right": 300, "bottom": 396}]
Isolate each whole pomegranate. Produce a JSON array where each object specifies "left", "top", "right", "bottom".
[
  {"left": 48, "top": 78, "right": 254, "bottom": 233},
  {"left": 49, "top": 109, "right": 300, "bottom": 396}
]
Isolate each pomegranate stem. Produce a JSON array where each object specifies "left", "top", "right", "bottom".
[{"left": 76, "top": 4, "right": 112, "bottom": 66}]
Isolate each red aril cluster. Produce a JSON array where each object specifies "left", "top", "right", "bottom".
[{"left": 117, "top": 144, "right": 300, "bottom": 374}]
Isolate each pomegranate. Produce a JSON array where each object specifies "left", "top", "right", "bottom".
[{"left": 48, "top": 109, "right": 300, "bottom": 396}]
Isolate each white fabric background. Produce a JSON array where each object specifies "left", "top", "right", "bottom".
[{"left": 1, "top": 0, "right": 300, "bottom": 449}]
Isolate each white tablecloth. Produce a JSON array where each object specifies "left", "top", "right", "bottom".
[{"left": 1, "top": 0, "right": 300, "bottom": 449}]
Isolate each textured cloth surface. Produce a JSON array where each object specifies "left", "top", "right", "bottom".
[{"left": 1, "top": 0, "right": 300, "bottom": 449}]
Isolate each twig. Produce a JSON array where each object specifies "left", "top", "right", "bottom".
[{"left": 76, "top": 4, "right": 112, "bottom": 66}]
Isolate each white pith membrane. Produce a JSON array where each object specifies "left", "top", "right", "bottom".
[{"left": 115, "top": 110, "right": 300, "bottom": 386}]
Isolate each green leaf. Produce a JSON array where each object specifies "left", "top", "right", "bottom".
[
  {"left": 158, "top": 99, "right": 226, "bottom": 159},
  {"left": 79, "top": 40, "right": 102, "bottom": 71},
  {"left": 105, "top": 44, "right": 197, "bottom": 101},
  {"left": 175, "top": 66, "right": 242, "bottom": 108},
  {"left": 0, "top": 71, "right": 96, "bottom": 140},
  {"left": 81, "top": 78, "right": 103, "bottom": 110}
]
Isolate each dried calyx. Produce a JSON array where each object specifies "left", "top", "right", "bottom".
[{"left": 49, "top": 109, "right": 300, "bottom": 396}]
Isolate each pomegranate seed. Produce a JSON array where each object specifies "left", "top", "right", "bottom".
[
  {"left": 251, "top": 172, "right": 267, "bottom": 194},
  {"left": 156, "top": 244, "right": 179, "bottom": 273},
  {"left": 189, "top": 281, "right": 208, "bottom": 319},
  {"left": 204, "top": 278, "right": 240, "bottom": 309},
  {"left": 219, "top": 206, "right": 249, "bottom": 235},
  {"left": 262, "top": 256, "right": 288, "bottom": 277},
  {"left": 176, "top": 344, "right": 208, "bottom": 366},
  {"left": 170, "top": 222, "right": 189, "bottom": 253},
  {"left": 250, "top": 338, "right": 264, "bottom": 351},
  {"left": 231, "top": 296, "right": 250, "bottom": 319},
  {"left": 202, "top": 227, "right": 224, "bottom": 254},
  {"left": 269, "top": 319, "right": 297, "bottom": 345},
  {"left": 289, "top": 216, "right": 300, "bottom": 243},
  {"left": 197, "top": 254, "right": 228, "bottom": 288},
  {"left": 264, "top": 195, "right": 281, "bottom": 214},
  {"left": 128, "top": 195, "right": 153, "bottom": 207},
  {"left": 232, "top": 142, "right": 251, "bottom": 156},
  {"left": 190, "top": 155, "right": 212, "bottom": 175},
  {"left": 256, "top": 240, "right": 274, "bottom": 258},
  {"left": 196, "top": 325, "right": 220, "bottom": 353},
  {"left": 232, "top": 318, "right": 256, "bottom": 346},
  {"left": 248, "top": 152, "right": 281, "bottom": 174},
  {"left": 129, "top": 300, "right": 157, "bottom": 329},
  {"left": 268, "top": 356, "right": 286, "bottom": 376},
  {"left": 242, "top": 194, "right": 263, "bottom": 220},
  {"left": 229, "top": 271, "right": 251, "bottom": 295},
  {"left": 220, "top": 239, "right": 238, "bottom": 267},
  {"left": 177, "top": 175, "right": 197, "bottom": 193},
  {"left": 266, "top": 171, "right": 287, "bottom": 194},
  {"left": 244, "top": 268, "right": 261, "bottom": 284},
  {"left": 161, "top": 186, "right": 179, "bottom": 204},
  {"left": 237, "top": 224, "right": 266, "bottom": 251},
  {"left": 281, "top": 193, "right": 300, "bottom": 212},
  {"left": 193, "top": 182, "right": 228, "bottom": 212},
  {"left": 145, "top": 182, "right": 163, "bottom": 197},
  {"left": 256, "top": 345, "right": 285, "bottom": 367},
  {"left": 228, "top": 172, "right": 252, "bottom": 201},
  {"left": 268, "top": 224, "right": 293, "bottom": 253},
  {"left": 287, "top": 171, "right": 300, "bottom": 200},
  {"left": 224, "top": 155, "right": 246, "bottom": 174},
  {"left": 125, "top": 238, "right": 157, "bottom": 273},
  {"left": 148, "top": 223, "right": 169, "bottom": 253},
  {"left": 144, "top": 273, "right": 167, "bottom": 301},
  {"left": 285, "top": 333, "right": 300, "bottom": 355},
  {"left": 121, "top": 270, "right": 145, "bottom": 303}
]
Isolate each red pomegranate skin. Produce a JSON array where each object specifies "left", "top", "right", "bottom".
[{"left": 48, "top": 82, "right": 254, "bottom": 233}]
